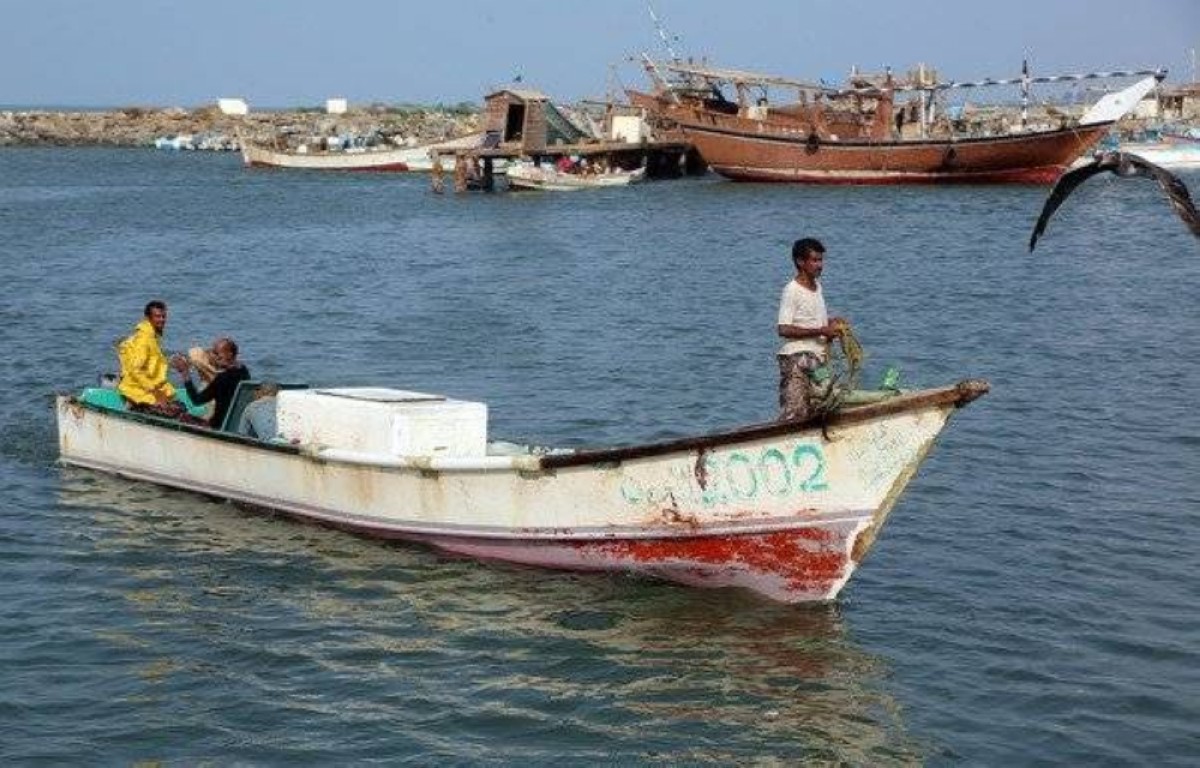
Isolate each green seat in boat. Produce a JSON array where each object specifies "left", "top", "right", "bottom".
[
  {"left": 79, "top": 387, "right": 126, "bottom": 411},
  {"left": 79, "top": 386, "right": 207, "bottom": 418},
  {"left": 219, "top": 380, "right": 307, "bottom": 433}
]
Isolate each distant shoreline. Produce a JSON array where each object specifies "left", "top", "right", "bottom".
[
  {"left": 0, "top": 101, "right": 478, "bottom": 113},
  {"left": 0, "top": 106, "right": 481, "bottom": 148}
]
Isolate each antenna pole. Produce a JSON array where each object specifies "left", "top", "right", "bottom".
[
  {"left": 647, "top": 3, "right": 681, "bottom": 62},
  {"left": 1021, "top": 59, "right": 1030, "bottom": 130}
]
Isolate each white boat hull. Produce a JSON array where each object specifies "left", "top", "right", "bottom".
[
  {"left": 56, "top": 382, "right": 986, "bottom": 602},
  {"left": 241, "top": 133, "right": 505, "bottom": 173},
  {"left": 1117, "top": 141, "right": 1200, "bottom": 170},
  {"left": 241, "top": 142, "right": 430, "bottom": 171}
]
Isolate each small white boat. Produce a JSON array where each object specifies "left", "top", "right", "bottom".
[
  {"left": 153, "top": 134, "right": 195, "bottom": 151},
  {"left": 1073, "top": 126, "right": 1200, "bottom": 171},
  {"left": 242, "top": 141, "right": 428, "bottom": 171},
  {"left": 241, "top": 133, "right": 500, "bottom": 173},
  {"left": 56, "top": 379, "right": 987, "bottom": 603},
  {"left": 1113, "top": 140, "right": 1200, "bottom": 170},
  {"left": 506, "top": 163, "right": 646, "bottom": 191}
]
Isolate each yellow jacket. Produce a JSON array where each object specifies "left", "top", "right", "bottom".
[{"left": 117, "top": 319, "right": 175, "bottom": 405}]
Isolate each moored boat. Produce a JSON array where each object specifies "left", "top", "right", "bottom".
[
  {"left": 1113, "top": 134, "right": 1200, "bottom": 170},
  {"left": 56, "top": 379, "right": 988, "bottom": 603},
  {"left": 241, "top": 132, "right": 499, "bottom": 172},
  {"left": 632, "top": 59, "right": 1163, "bottom": 184},
  {"left": 506, "top": 162, "right": 646, "bottom": 191},
  {"left": 153, "top": 134, "right": 195, "bottom": 150}
]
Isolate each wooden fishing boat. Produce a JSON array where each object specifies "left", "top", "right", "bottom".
[
  {"left": 241, "top": 132, "right": 497, "bottom": 172},
  {"left": 632, "top": 59, "right": 1163, "bottom": 184},
  {"left": 56, "top": 379, "right": 987, "bottom": 603},
  {"left": 1067, "top": 126, "right": 1200, "bottom": 170},
  {"left": 1117, "top": 143, "right": 1200, "bottom": 170},
  {"left": 1113, "top": 136, "right": 1200, "bottom": 170},
  {"left": 506, "top": 163, "right": 646, "bottom": 191},
  {"left": 241, "top": 141, "right": 428, "bottom": 171}
]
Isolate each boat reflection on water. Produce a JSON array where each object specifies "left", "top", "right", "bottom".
[
  {"left": 508, "top": 600, "right": 922, "bottom": 763},
  {"left": 58, "top": 468, "right": 922, "bottom": 762}
]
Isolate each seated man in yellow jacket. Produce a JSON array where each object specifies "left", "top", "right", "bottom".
[{"left": 117, "top": 299, "right": 186, "bottom": 418}]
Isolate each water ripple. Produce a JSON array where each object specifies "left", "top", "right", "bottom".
[{"left": 1, "top": 150, "right": 1197, "bottom": 764}]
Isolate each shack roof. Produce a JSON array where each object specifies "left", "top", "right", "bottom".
[{"left": 484, "top": 88, "right": 550, "bottom": 102}]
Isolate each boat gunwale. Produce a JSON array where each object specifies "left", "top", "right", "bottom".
[
  {"left": 57, "top": 379, "right": 988, "bottom": 471},
  {"left": 540, "top": 380, "right": 988, "bottom": 469},
  {"left": 667, "top": 115, "right": 1114, "bottom": 150},
  {"left": 58, "top": 396, "right": 303, "bottom": 454},
  {"left": 242, "top": 141, "right": 420, "bottom": 156}
]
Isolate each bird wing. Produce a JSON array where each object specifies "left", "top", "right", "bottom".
[
  {"left": 1121, "top": 153, "right": 1200, "bottom": 237},
  {"left": 1028, "top": 160, "right": 1111, "bottom": 251}
]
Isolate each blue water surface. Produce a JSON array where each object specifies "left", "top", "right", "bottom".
[{"left": 1, "top": 148, "right": 1197, "bottom": 765}]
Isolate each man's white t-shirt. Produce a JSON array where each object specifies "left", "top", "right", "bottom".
[{"left": 777, "top": 279, "right": 828, "bottom": 357}]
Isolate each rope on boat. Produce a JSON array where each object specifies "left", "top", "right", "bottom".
[
  {"left": 835, "top": 323, "right": 865, "bottom": 390},
  {"left": 810, "top": 322, "right": 866, "bottom": 420}
]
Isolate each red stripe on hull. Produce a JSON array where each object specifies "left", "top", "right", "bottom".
[
  {"left": 229, "top": 501, "right": 871, "bottom": 603},
  {"left": 714, "top": 165, "right": 1064, "bottom": 185},
  {"left": 245, "top": 160, "right": 412, "bottom": 172},
  {"left": 424, "top": 522, "right": 867, "bottom": 603}
]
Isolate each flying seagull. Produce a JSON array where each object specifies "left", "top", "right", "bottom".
[{"left": 1029, "top": 151, "right": 1200, "bottom": 251}]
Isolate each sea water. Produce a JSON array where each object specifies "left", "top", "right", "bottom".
[{"left": 1, "top": 148, "right": 1197, "bottom": 764}]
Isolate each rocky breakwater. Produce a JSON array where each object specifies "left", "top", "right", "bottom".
[{"left": 0, "top": 105, "right": 482, "bottom": 147}]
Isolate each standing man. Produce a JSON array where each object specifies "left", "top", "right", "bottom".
[
  {"left": 171, "top": 337, "right": 250, "bottom": 429},
  {"left": 777, "top": 238, "right": 848, "bottom": 421},
  {"left": 118, "top": 299, "right": 182, "bottom": 417}
]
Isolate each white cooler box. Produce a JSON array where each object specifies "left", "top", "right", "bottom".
[{"left": 276, "top": 388, "right": 488, "bottom": 457}]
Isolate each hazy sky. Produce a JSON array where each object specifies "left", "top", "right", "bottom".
[{"left": 1, "top": 0, "right": 1197, "bottom": 107}]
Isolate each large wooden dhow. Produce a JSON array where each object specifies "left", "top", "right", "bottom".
[
  {"left": 632, "top": 59, "right": 1164, "bottom": 184},
  {"left": 56, "top": 380, "right": 988, "bottom": 603}
]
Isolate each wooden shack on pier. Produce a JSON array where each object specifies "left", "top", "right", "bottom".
[
  {"left": 432, "top": 85, "right": 702, "bottom": 192},
  {"left": 482, "top": 88, "right": 589, "bottom": 153}
]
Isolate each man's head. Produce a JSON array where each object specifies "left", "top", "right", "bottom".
[
  {"left": 211, "top": 337, "right": 239, "bottom": 369},
  {"left": 791, "top": 238, "right": 826, "bottom": 279},
  {"left": 254, "top": 381, "right": 280, "bottom": 401},
  {"left": 144, "top": 300, "right": 167, "bottom": 335}
]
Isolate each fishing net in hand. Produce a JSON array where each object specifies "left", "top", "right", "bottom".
[
  {"left": 832, "top": 322, "right": 865, "bottom": 391},
  {"left": 809, "top": 322, "right": 866, "bottom": 417}
]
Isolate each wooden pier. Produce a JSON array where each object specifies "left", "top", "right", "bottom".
[
  {"left": 434, "top": 139, "right": 700, "bottom": 191},
  {"left": 430, "top": 87, "right": 705, "bottom": 192}
]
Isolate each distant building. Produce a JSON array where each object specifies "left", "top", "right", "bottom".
[
  {"left": 1133, "top": 94, "right": 1161, "bottom": 120},
  {"left": 326, "top": 98, "right": 348, "bottom": 115},
  {"left": 609, "top": 114, "right": 646, "bottom": 143},
  {"left": 217, "top": 98, "right": 249, "bottom": 116},
  {"left": 1159, "top": 83, "right": 1200, "bottom": 120}
]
